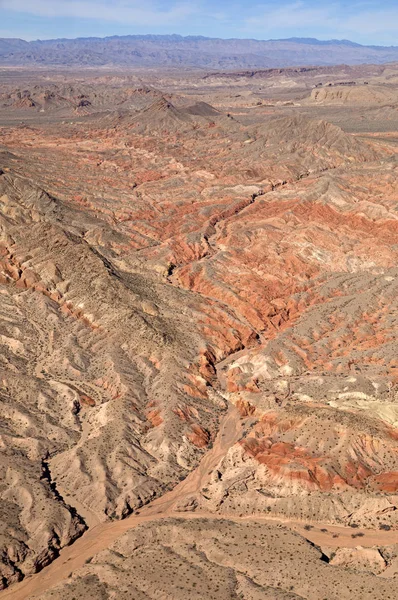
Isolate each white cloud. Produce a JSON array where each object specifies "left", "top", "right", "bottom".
[
  {"left": 245, "top": 1, "right": 335, "bottom": 31},
  {"left": 0, "top": 0, "right": 199, "bottom": 26},
  {"left": 342, "top": 8, "right": 398, "bottom": 37},
  {"left": 243, "top": 1, "right": 398, "bottom": 40}
]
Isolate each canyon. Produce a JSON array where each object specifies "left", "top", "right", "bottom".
[{"left": 0, "top": 60, "right": 397, "bottom": 598}]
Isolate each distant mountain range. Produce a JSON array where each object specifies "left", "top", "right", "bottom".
[{"left": 0, "top": 35, "right": 398, "bottom": 69}]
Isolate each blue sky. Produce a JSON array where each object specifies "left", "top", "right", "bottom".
[{"left": 0, "top": 0, "right": 397, "bottom": 45}]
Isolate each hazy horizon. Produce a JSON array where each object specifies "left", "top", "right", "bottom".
[
  {"left": 0, "top": 0, "right": 397, "bottom": 46},
  {"left": 1, "top": 33, "right": 397, "bottom": 48}
]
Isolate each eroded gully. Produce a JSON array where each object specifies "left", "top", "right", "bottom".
[{"left": 4, "top": 391, "right": 398, "bottom": 599}]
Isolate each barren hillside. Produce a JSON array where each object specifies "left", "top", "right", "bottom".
[{"left": 0, "top": 63, "right": 397, "bottom": 599}]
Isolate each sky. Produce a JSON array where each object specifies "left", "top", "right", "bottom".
[{"left": 0, "top": 0, "right": 397, "bottom": 46}]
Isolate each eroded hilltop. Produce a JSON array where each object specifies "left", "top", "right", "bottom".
[{"left": 0, "top": 66, "right": 398, "bottom": 598}]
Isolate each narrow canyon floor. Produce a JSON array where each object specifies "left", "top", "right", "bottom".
[{"left": 0, "top": 63, "right": 398, "bottom": 598}]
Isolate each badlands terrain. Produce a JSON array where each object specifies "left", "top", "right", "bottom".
[{"left": 0, "top": 60, "right": 397, "bottom": 598}]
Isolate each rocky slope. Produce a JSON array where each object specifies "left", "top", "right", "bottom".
[
  {"left": 0, "top": 83, "right": 165, "bottom": 117},
  {"left": 33, "top": 518, "right": 398, "bottom": 600},
  {"left": 0, "top": 166, "right": 253, "bottom": 586}
]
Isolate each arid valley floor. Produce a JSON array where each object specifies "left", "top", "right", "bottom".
[{"left": 0, "top": 61, "right": 398, "bottom": 599}]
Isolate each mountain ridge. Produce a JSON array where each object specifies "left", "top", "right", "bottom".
[{"left": 1, "top": 34, "right": 398, "bottom": 68}]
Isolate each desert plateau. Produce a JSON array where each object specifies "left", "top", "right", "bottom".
[{"left": 0, "top": 37, "right": 398, "bottom": 600}]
